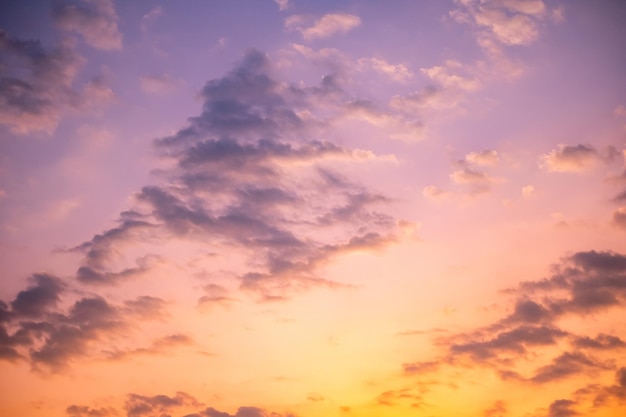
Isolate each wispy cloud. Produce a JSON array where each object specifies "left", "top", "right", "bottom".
[
  {"left": 53, "top": 0, "right": 123, "bottom": 50},
  {"left": 140, "top": 73, "right": 183, "bottom": 94},
  {"left": 286, "top": 13, "right": 361, "bottom": 40}
]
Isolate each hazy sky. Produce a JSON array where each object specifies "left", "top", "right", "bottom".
[{"left": 1, "top": 1, "right": 626, "bottom": 416}]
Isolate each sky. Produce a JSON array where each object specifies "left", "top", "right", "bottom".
[{"left": 1, "top": 0, "right": 626, "bottom": 416}]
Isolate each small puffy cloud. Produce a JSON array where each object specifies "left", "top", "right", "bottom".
[
  {"left": 547, "top": 399, "right": 578, "bottom": 417},
  {"left": 540, "top": 144, "right": 602, "bottom": 173},
  {"left": 359, "top": 57, "right": 413, "bottom": 82},
  {"left": 286, "top": 13, "right": 361, "bottom": 40},
  {"left": 465, "top": 150, "right": 499, "bottom": 166},
  {"left": 613, "top": 207, "right": 626, "bottom": 229},
  {"left": 140, "top": 73, "right": 182, "bottom": 94},
  {"left": 450, "top": 156, "right": 500, "bottom": 193},
  {"left": 522, "top": 184, "right": 534, "bottom": 198},
  {"left": 450, "top": 167, "right": 493, "bottom": 185},
  {"left": 53, "top": 0, "right": 123, "bottom": 50},
  {"left": 422, "top": 185, "right": 448, "bottom": 200}
]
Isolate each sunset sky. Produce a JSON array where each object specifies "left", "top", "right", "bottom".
[{"left": 1, "top": 1, "right": 626, "bottom": 416}]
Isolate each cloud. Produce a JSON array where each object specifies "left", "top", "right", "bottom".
[
  {"left": 450, "top": 325, "right": 569, "bottom": 362},
  {"left": 125, "top": 392, "right": 202, "bottom": 417},
  {"left": 572, "top": 334, "right": 626, "bottom": 350},
  {"left": 198, "top": 284, "right": 236, "bottom": 309},
  {"left": 451, "top": 0, "right": 547, "bottom": 46},
  {"left": 377, "top": 388, "right": 424, "bottom": 408},
  {"left": 359, "top": 58, "right": 413, "bottom": 82},
  {"left": 105, "top": 333, "right": 193, "bottom": 360},
  {"left": 614, "top": 104, "right": 626, "bottom": 117},
  {"left": 67, "top": 395, "right": 298, "bottom": 417},
  {"left": 450, "top": 166, "right": 494, "bottom": 186},
  {"left": 399, "top": 248, "right": 626, "bottom": 413},
  {"left": 10, "top": 273, "right": 65, "bottom": 318},
  {"left": 540, "top": 144, "right": 616, "bottom": 173},
  {"left": 0, "top": 274, "right": 172, "bottom": 371},
  {"left": 61, "top": 49, "right": 404, "bottom": 302},
  {"left": 547, "top": 399, "right": 578, "bottom": 417},
  {"left": 421, "top": 60, "right": 480, "bottom": 92},
  {"left": 484, "top": 400, "right": 507, "bottom": 417},
  {"left": 140, "top": 73, "right": 182, "bottom": 94},
  {"left": 530, "top": 351, "right": 612, "bottom": 383},
  {"left": 53, "top": 0, "right": 123, "bottom": 50},
  {"left": 0, "top": 29, "right": 113, "bottom": 134},
  {"left": 449, "top": 151, "right": 501, "bottom": 193},
  {"left": 522, "top": 184, "right": 534, "bottom": 198},
  {"left": 66, "top": 405, "right": 116, "bottom": 417},
  {"left": 286, "top": 13, "right": 361, "bottom": 40},
  {"left": 465, "top": 150, "right": 499, "bottom": 166},
  {"left": 141, "top": 5, "right": 163, "bottom": 33},
  {"left": 448, "top": 0, "right": 558, "bottom": 81},
  {"left": 274, "top": 0, "right": 290, "bottom": 11},
  {"left": 422, "top": 185, "right": 448, "bottom": 200},
  {"left": 612, "top": 207, "right": 626, "bottom": 229},
  {"left": 402, "top": 360, "right": 440, "bottom": 375}
]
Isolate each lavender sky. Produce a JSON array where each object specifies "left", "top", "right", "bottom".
[{"left": 1, "top": 1, "right": 626, "bottom": 416}]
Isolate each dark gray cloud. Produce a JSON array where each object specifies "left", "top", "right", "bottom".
[
  {"left": 126, "top": 392, "right": 202, "bottom": 417},
  {"left": 547, "top": 399, "right": 578, "bottom": 417},
  {"left": 0, "top": 278, "right": 171, "bottom": 370},
  {"left": 572, "top": 334, "right": 626, "bottom": 350},
  {"left": 10, "top": 273, "right": 64, "bottom": 318},
  {"left": 66, "top": 405, "right": 115, "bottom": 417},
  {"left": 503, "top": 299, "right": 552, "bottom": 324},
  {"left": 114, "top": 392, "right": 296, "bottom": 417},
  {"left": 514, "top": 250, "right": 626, "bottom": 316},
  {"left": 401, "top": 248, "right": 626, "bottom": 408},
  {"left": 0, "top": 27, "right": 112, "bottom": 134},
  {"left": 530, "top": 351, "right": 612, "bottom": 384},
  {"left": 67, "top": 49, "right": 402, "bottom": 301},
  {"left": 450, "top": 325, "right": 568, "bottom": 362}
]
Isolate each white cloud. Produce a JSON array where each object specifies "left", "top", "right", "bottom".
[
  {"left": 359, "top": 58, "right": 413, "bottom": 82},
  {"left": 286, "top": 13, "right": 361, "bottom": 40},
  {"left": 421, "top": 60, "right": 480, "bottom": 92},
  {"left": 422, "top": 185, "right": 448, "bottom": 200},
  {"left": 465, "top": 150, "right": 499, "bottom": 166},
  {"left": 522, "top": 185, "right": 534, "bottom": 198}
]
